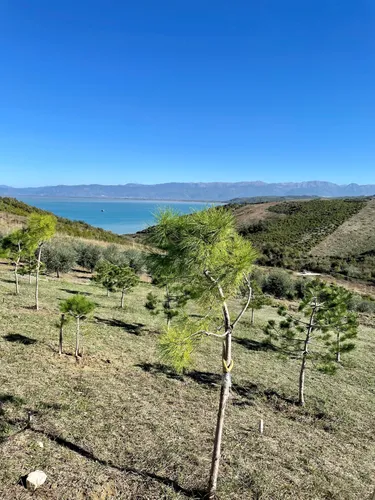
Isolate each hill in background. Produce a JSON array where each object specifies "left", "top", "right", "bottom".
[
  {"left": 230, "top": 197, "right": 375, "bottom": 282},
  {"left": 1, "top": 180, "right": 375, "bottom": 201}
]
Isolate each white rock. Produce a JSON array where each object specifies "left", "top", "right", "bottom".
[
  {"left": 37, "top": 441, "right": 44, "bottom": 448},
  {"left": 26, "top": 470, "right": 47, "bottom": 491}
]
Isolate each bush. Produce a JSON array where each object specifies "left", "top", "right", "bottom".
[
  {"left": 123, "top": 249, "right": 147, "bottom": 274},
  {"left": 102, "top": 245, "right": 128, "bottom": 266},
  {"left": 75, "top": 243, "right": 102, "bottom": 272},
  {"left": 42, "top": 240, "right": 77, "bottom": 277},
  {"left": 263, "top": 269, "right": 295, "bottom": 299},
  {"left": 348, "top": 294, "right": 375, "bottom": 313},
  {"left": 250, "top": 267, "right": 267, "bottom": 289},
  {"left": 294, "top": 277, "right": 312, "bottom": 299}
]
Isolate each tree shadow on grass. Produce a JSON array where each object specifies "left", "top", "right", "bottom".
[
  {"left": 139, "top": 364, "right": 332, "bottom": 425},
  {"left": 26, "top": 424, "right": 206, "bottom": 498},
  {"left": 3, "top": 333, "right": 37, "bottom": 345},
  {"left": 235, "top": 337, "right": 277, "bottom": 352},
  {"left": 0, "top": 394, "right": 26, "bottom": 442},
  {"left": 136, "top": 363, "right": 297, "bottom": 409},
  {"left": 94, "top": 316, "right": 146, "bottom": 335},
  {"left": 0, "top": 278, "right": 15, "bottom": 284},
  {"left": 136, "top": 362, "right": 185, "bottom": 381},
  {"left": 60, "top": 288, "right": 92, "bottom": 296}
]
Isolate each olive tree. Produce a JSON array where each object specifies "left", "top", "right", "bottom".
[
  {"left": 60, "top": 295, "right": 96, "bottom": 358},
  {"left": 42, "top": 240, "right": 77, "bottom": 278},
  {"left": 264, "top": 280, "right": 358, "bottom": 406},
  {"left": 76, "top": 243, "right": 102, "bottom": 272},
  {"left": 147, "top": 207, "right": 257, "bottom": 498},
  {"left": 27, "top": 214, "right": 56, "bottom": 310}
]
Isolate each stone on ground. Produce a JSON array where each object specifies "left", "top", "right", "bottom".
[{"left": 26, "top": 470, "right": 47, "bottom": 491}]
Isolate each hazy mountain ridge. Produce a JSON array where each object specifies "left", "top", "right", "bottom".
[{"left": 1, "top": 181, "right": 375, "bottom": 201}]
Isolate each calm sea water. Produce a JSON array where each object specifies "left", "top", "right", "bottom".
[{"left": 16, "top": 197, "right": 217, "bottom": 234}]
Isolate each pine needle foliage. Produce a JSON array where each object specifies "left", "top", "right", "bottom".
[
  {"left": 158, "top": 318, "right": 206, "bottom": 374},
  {"left": 59, "top": 294, "right": 96, "bottom": 319},
  {"left": 147, "top": 207, "right": 258, "bottom": 306}
]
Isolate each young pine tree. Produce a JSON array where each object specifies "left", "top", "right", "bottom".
[
  {"left": 146, "top": 207, "right": 257, "bottom": 499},
  {"left": 144, "top": 276, "right": 192, "bottom": 329},
  {"left": 27, "top": 214, "right": 56, "bottom": 310},
  {"left": 115, "top": 264, "right": 139, "bottom": 308},
  {"left": 0, "top": 229, "right": 31, "bottom": 295},
  {"left": 264, "top": 280, "right": 358, "bottom": 406},
  {"left": 93, "top": 260, "right": 118, "bottom": 297},
  {"left": 60, "top": 295, "right": 95, "bottom": 358}
]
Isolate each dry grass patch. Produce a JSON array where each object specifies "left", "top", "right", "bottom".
[
  {"left": 0, "top": 269, "right": 374, "bottom": 498},
  {"left": 312, "top": 199, "right": 375, "bottom": 257}
]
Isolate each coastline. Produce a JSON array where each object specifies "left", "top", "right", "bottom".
[{"left": 14, "top": 195, "right": 224, "bottom": 204}]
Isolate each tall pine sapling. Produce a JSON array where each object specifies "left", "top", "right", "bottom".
[
  {"left": 93, "top": 260, "right": 117, "bottom": 297},
  {"left": 115, "top": 264, "right": 139, "bottom": 308},
  {"left": 245, "top": 280, "right": 271, "bottom": 325},
  {"left": 144, "top": 278, "right": 192, "bottom": 329},
  {"left": 323, "top": 287, "right": 358, "bottom": 363},
  {"left": 146, "top": 207, "right": 257, "bottom": 498},
  {"left": 27, "top": 214, "right": 56, "bottom": 310},
  {"left": 0, "top": 229, "right": 30, "bottom": 295},
  {"left": 60, "top": 295, "right": 96, "bottom": 358},
  {"left": 56, "top": 313, "right": 70, "bottom": 355},
  {"left": 264, "top": 280, "right": 358, "bottom": 406}
]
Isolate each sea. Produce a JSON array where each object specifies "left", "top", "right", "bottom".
[{"left": 15, "top": 197, "right": 218, "bottom": 235}]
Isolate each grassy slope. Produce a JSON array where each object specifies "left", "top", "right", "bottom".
[
  {"left": 0, "top": 266, "right": 374, "bottom": 499},
  {"left": 312, "top": 198, "right": 375, "bottom": 257}
]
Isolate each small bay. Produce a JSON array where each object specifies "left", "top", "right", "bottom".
[{"left": 15, "top": 196, "right": 218, "bottom": 234}]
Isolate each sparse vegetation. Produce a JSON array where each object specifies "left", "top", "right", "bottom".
[
  {"left": 0, "top": 200, "right": 374, "bottom": 499},
  {"left": 235, "top": 198, "right": 375, "bottom": 281},
  {"left": 0, "top": 262, "right": 374, "bottom": 499}
]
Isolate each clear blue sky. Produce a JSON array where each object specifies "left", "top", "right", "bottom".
[{"left": 0, "top": 1, "right": 374, "bottom": 187}]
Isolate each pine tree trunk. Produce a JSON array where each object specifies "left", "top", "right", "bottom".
[
  {"left": 75, "top": 317, "right": 80, "bottom": 358},
  {"left": 208, "top": 300, "right": 232, "bottom": 499},
  {"left": 59, "top": 314, "right": 64, "bottom": 355},
  {"left": 35, "top": 246, "right": 42, "bottom": 310},
  {"left": 107, "top": 289, "right": 110, "bottom": 297},
  {"left": 165, "top": 284, "right": 171, "bottom": 330},
  {"left": 298, "top": 305, "right": 316, "bottom": 406},
  {"left": 121, "top": 290, "right": 125, "bottom": 308},
  {"left": 57, "top": 269, "right": 60, "bottom": 278},
  {"left": 251, "top": 308, "right": 255, "bottom": 325},
  {"left": 14, "top": 262, "right": 20, "bottom": 295},
  {"left": 336, "top": 332, "right": 341, "bottom": 362}
]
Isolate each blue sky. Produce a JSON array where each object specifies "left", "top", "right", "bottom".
[{"left": 0, "top": 1, "right": 374, "bottom": 187}]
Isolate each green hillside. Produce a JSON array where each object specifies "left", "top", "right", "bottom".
[{"left": 232, "top": 197, "right": 375, "bottom": 280}]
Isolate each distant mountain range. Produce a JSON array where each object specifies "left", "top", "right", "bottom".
[{"left": 0, "top": 181, "right": 375, "bottom": 201}]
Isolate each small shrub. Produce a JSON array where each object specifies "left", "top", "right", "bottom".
[{"left": 263, "top": 269, "right": 295, "bottom": 299}]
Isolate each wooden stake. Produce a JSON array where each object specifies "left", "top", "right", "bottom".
[{"left": 259, "top": 418, "right": 264, "bottom": 434}]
